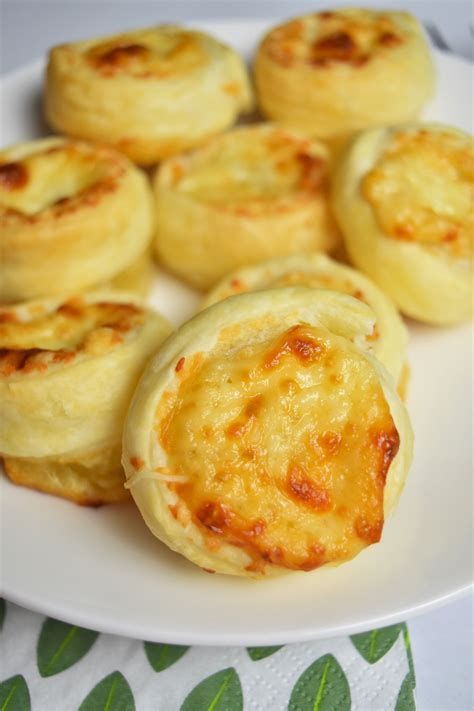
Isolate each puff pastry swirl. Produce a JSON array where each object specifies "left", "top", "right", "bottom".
[
  {"left": 331, "top": 123, "right": 474, "bottom": 324},
  {"left": 153, "top": 124, "right": 340, "bottom": 290},
  {"left": 44, "top": 25, "right": 254, "bottom": 165},
  {"left": 202, "top": 254, "right": 408, "bottom": 388},
  {"left": 0, "top": 292, "right": 171, "bottom": 504},
  {"left": 123, "top": 288, "right": 413, "bottom": 577},
  {"left": 254, "top": 8, "right": 435, "bottom": 144},
  {"left": 0, "top": 137, "right": 154, "bottom": 303}
]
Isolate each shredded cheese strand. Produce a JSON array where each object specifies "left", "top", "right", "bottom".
[{"left": 125, "top": 469, "right": 189, "bottom": 489}]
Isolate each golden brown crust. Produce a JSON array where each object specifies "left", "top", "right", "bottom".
[
  {"left": 201, "top": 254, "right": 408, "bottom": 386},
  {"left": 331, "top": 123, "right": 474, "bottom": 324},
  {"left": 153, "top": 124, "right": 341, "bottom": 290},
  {"left": 0, "top": 293, "right": 172, "bottom": 509},
  {"left": 261, "top": 10, "right": 405, "bottom": 68},
  {"left": 254, "top": 8, "right": 435, "bottom": 141},
  {"left": 161, "top": 322, "right": 399, "bottom": 573},
  {"left": 361, "top": 128, "right": 473, "bottom": 259},
  {"left": 0, "top": 299, "right": 145, "bottom": 377},
  {"left": 0, "top": 137, "right": 154, "bottom": 303},
  {"left": 123, "top": 288, "right": 413, "bottom": 577},
  {"left": 44, "top": 25, "right": 254, "bottom": 165}
]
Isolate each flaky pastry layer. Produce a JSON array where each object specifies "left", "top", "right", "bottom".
[
  {"left": 0, "top": 137, "right": 154, "bottom": 303},
  {"left": 254, "top": 8, "right": 435, "bottom": 142},
  {"left": 153, "top": 124, "right": 341, "bottom": 289},
  {"left": 123, "top": 288, "right": 413, "bottom": 577},
  {"left": 202, "top": 253, "right": 408, "bottom": 386},
  {"left": 331, "top": 123, "right": 474, "bottom": 324},
  {"left": 44, "top": 25, "right": 254, "bottom": 165},
  {"left": 0, "top": 291, "right": 172, "bottom": 459},
  {"left": 3, "top": 442, "right": 129, "bottom": 506}
]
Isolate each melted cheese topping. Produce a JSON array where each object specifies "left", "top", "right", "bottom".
[
  {"left": 159, "top": 324, "right": 399, "bottom": 573},
  {"left": 0, "top": 299, "right": 145, "bottom": 378},
  {"left": 363, "top": 129, "right": 474, "bottom": 259},
  {"left": 84, "top": 27, "right": 213, "bottom": 78},
  {"left": 165, "top": 127, "right": 329, "bottom": 204},
  {"left": 262, "top": 9, "right": 406, "bottom": 68},
  {"left": 0, "top": 141, "right": 121, "bottom": 217}
]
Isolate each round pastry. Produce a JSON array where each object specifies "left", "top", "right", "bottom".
[
  {"left": 44, "top": 25, "right": 254, "bottom": 166},
  {"left": 202, "top": 254, "right": 408, "bottom": 389},
  {"left": 331, "top": 123, "right": 474, "bottom": 325},
  {"left": 123, "top": 288, "right": 413, "bottom": 578},
  {"left": 254, "top": 8, "right": 435, "bottom": 145},
  {"left": 0, "top": 292, "right": 172, "bottom": 505},
  {"left": 153, "top": 124, "right": 341, "bottom": 290},
  {"left": 0, "top": 137, "right": 154, "bottom": 304}
]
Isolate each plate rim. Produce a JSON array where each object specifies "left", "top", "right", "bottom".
[{"left": 2, "top": 579, "right": 473, "bottom": 646}]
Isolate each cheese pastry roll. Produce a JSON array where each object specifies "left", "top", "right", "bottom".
[
  {"left": 153, "top": 124, "right": 340, "bottom": 290},
  {"left": 45, "top": 25, "right": 254, "bottom": 165},
  {"left": 254, "top": 8, "right": 435, "bottom": 144},
  {"left": 0, "top": 292, "right": 172, "bottom": 505},
  {"left": 0, "top": 137, "right": 154, "bottom": 303},
  {"left": 331, "top": 124, "right": 473, "bottom": 324},
  {"left": 123, "top": 288, "right": 413, "bottom": 577},
  {"left": 202, "top": 253, "right": 408, "bottom": 388}
]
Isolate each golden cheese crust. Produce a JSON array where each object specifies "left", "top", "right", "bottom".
[
  {"left": 123, "top": 288, "right": 413, "bottom": 577},
  {"left": 44, "top": 25, "right": 254, "bottom": 165},
  {"left": 202, "top": 254, "right": 408, "bottom": 387},
  {"left": 153, "top": 124, "right": 341, "bottom": 290},
  {"left": 331, "top": 123, "right": 474, "bottom": 324},
  {"left": 0, "top": 137, "right": 154, "bottom": 303},
  {"left": 254, "top": 8, "right": 435, "bottom": 142},
  {"left": 0, "top": 292, "right": 172, "bottom": 503}
]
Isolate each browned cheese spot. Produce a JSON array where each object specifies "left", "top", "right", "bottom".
[
  {"left": 371, "top": 428, "right": 400, "bottom": 483},
  {"left": 130, "top": 456, "right": 145, "bottom": 471},
  {"left": 95, "top": 43, "right": 149, "bottom": 70},
  {"left": 354, "top": 516, "right": 383, "bottom": 543},
  {"left": 0, "top": 162, "right": 28, "bottom": 190},
  {"left": 286, "top": 464, "right": 331, "bottom": 511},
  {"left": 226, "top": 394, "right": 264, "bottom": 438},
  {"left": 296, "top": 152, "right": 326, "bottom": 192},
  {"left": 311, "top": 31, "right": 356, "bottom": 65},
  {"left": 263, "top": 325, "right": 326, "bottom": 369},
  {"left": 175, "top": 357, "right": 186, "bottom": 373},
  {"left": 378, "top": 31, "right": 403, "bottom": 47}
]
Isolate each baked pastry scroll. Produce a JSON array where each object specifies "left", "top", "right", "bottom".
[
  {"left": 0, "top": 137, "right": 154, "bottom": 303},
  {"left": 123, "top": 288, "right": 413, "bottom": 577},
  {"left": 45, "top": 25, "right": 254, "bottom": 165},
  {"left": 254, "top": 8, "right": 435, "bottom": 145},
  {"left": 202, "top": 254, "right": 408, "bottom": 389},
  {"left": 153, "top": 124, "right": 340, "bottom": 289},
  {"left": 0, "top": 292, "right": 171, "bottom": 505},
  {"left": 331, "top": 124, "right": 473, "bottom": 324}
]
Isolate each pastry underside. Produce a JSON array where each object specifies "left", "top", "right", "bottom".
[{"left": 3, "top": 441, "right": 129, "bottom": 506}]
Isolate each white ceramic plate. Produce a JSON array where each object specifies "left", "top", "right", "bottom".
[{"left": 1, "top": 20, "right": 472, "bottom": 646}]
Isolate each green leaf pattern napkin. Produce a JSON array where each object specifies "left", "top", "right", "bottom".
[{"left": 0, "top": 601, "right": 415, "bottom": 710}]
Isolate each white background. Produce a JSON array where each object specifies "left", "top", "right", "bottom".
[{"left": 1, "top": 2, "right": 472, "bottom": 709}]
